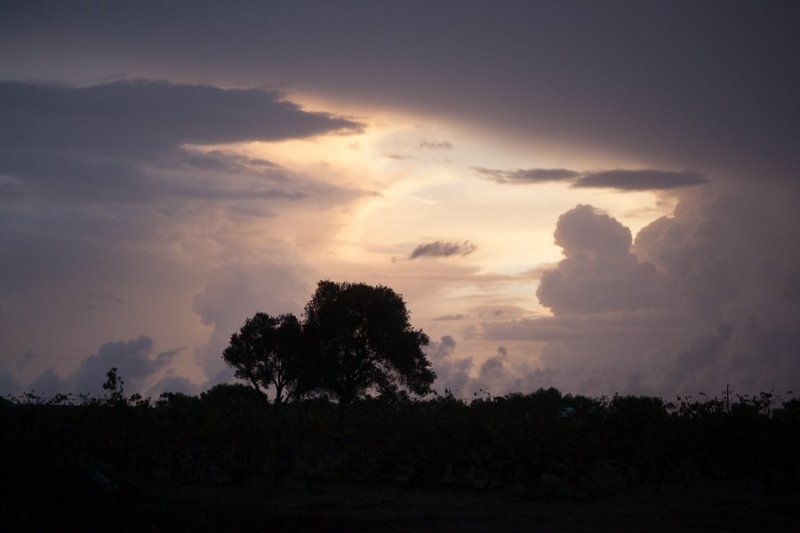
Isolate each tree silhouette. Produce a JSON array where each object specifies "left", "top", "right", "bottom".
[
  {"left": 303, "top": 280, "right": 435, "bottom": 404},
  {"left": 102, "top": 367, "right": 125, "bottom": 403},
  {"left": 222, "top": 312, "right": 305, "bottom": 404}
]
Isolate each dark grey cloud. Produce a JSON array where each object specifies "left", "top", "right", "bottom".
[
  {"left": 180, "top": 150, "right": 282, "bottom": 174},
  {"left": 433, "top": 313, "right": 466, "bottom": 321},
  {"left": 2, "top": 3, "right": 798, "bottom": 183},
  {"left": 0, "top": 80, "right": 359, "bottom": 202},
  {"left": 574, "top": 170, "right": 707, "bottom": 191},
  {"left": 475, "top": 167, "right": 580, "bottom": 185},
  {"left": 477, "top": 167, "right": 706, "bottom": 191},
  {"left": 409, "top": 240, "right": 477, "bottom": 260},
  {"left": 0, "top": 79, "right": 357, "bottom": 152},
  {"left": 666, "top": 325, "right": 731, "bottom": 394},
  {"left": 419, "top": 140, "right": 452, "bottom": 150},
  {"left": 482, "top": 311, "right": 694, "bottom": 343},
  {"left": 785, "top": 272, "right": 800, "bottom": 302}
]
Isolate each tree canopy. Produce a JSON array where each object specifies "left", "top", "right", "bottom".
[
  {"left": 304, "top": 281, "right": 435, "bottom": 404},
  {"left": 222, "top": 281, "right": 435, "bottom": 404},
  {"left": 222, "top": 312, "right": 305, "bottom": 404}
]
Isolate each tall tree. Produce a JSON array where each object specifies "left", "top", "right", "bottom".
[
  {"left": 222, "top": 312, "right": 304, "bottom": 404},
  {"left": 303, "top": 280, "right": 435, "bottom": 404}
]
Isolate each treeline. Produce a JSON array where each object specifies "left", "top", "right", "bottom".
[{"left": 3, "top": 384, "right": 799, "bottom": 501}]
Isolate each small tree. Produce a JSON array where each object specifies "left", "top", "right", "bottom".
[
  {"left": 102, "top": 367, "right": 125, "bottom": 404},
  {"left": 222, "top": 312, "right": 304, "bottom": 404},
  {"left": 303, "top": 280, "right": 435, "bottom": 404}
]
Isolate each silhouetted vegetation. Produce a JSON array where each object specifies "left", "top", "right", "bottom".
[
  {"left": 3, "top": 385, "right": 799, "bottom": 494},
  {"left": 224, "top": 281, "right": 435, "bottom": 405},
  {"left": 3, "top": 383, "right": 799, "bottom": 530},
  {"left": 223, "top": 312, "right": 306, "bottom": 404}
]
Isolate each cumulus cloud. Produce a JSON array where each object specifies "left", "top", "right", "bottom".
[
  {"left": 26, "top": 336, "right": 183, "bottom": 397},
  {"left": 426, "top": 335, "right": 473, "bottom": 395},
  {"left": 409, "top": 240, "right": 477, "bottom": 260},
  {"left": 425, "top": 338, "right": 561, "bottom": 399},
  {"left": 536, "top": 205, "right": 671, "bottom": 314},
  {"left": 476, "top": 167, "right": 706, "bottom": 191},
  {"left": 147, "top": 375, "right": 204, "bottom": 397},
  {"left": 192, "top": 262, "right": 312, "bottom": 383},
  {"left": 0, "top": 370, "right": 22, "bottom": 397},
  {"left": 480, "top": 186, "right": 800, "bottom": 397}
]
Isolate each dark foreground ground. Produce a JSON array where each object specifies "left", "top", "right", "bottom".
[
  {"left": 6, "top": 479, "right": 800, "bottom": 532},
  {"left": 5, "top": 391, "right": 799, "bottom": 531}
]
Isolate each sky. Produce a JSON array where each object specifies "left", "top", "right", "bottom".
[{"left": 1, "top": 1, "right": 799, "bottom": 399}]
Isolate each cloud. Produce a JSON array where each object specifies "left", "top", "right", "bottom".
[
  {"left": 666, "top": 325, "right": 731, "bottom": 394},
  {"left": 1, "top": 79, "right": 358, "bottom": 150},
  {"left": 474, "top": 167, "right": 579, "bottom": 184},
  {"left": 426, "top": 337, "right": 563, "bottom": 399},
  {"left": 0, "top": 370, "right": 22, "bottom": 397},
  {"left": 25, "top": 336, "right": 182, "bottom": 397},
  {"left": 536, "top": 205, "right": 671, "bottom": 314},
  {"left": 0, "top": 79, "right": 360, "bottom": 202},
  {"left": 419, "top": 140, "right": 452, "bottom": 150},
  {"left": 147, "top": 375, "right": 204, "bottom": 397},
  {"left": 433, "top": 314, "right": 467, "bottom": 321},
  {"left": 477, "top": 346, "right": 509, "bottom": 383},
  {"left": 482, "top": 310, "right": 694, "bottom": 343},
  {"left": 409, "top": 240, "right": 477, "bottom": 260},
  {"left": 0, "top": 77, "right": 368, "bottom": 394},
  {"left": 191, "top": 262, "right": 312, "bottom": 382},
  {"left": 3, "top": 3, "right": 797, "bottom": 185},
  {"left": 426, "top": 335, "right": 473, "bottom": 395},
  {"left": 476, "top": 167, "right": 706, "bottom": 191},
  {"left": 573, "top": 169, "right": 707, "bottom": 191},
  {"left": 478, "top": 184, "right": 800, "bottom": 396},
  {"left": 785, "top": 272, "right": 800, "bottom": 302}
]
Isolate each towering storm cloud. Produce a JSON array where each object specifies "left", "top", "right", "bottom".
[
  {"left": 536, "top": 205, "right": 669, "bottom": 314},
  {"left": 480, "top": 185, "right": 800, "bottom": 397}
]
